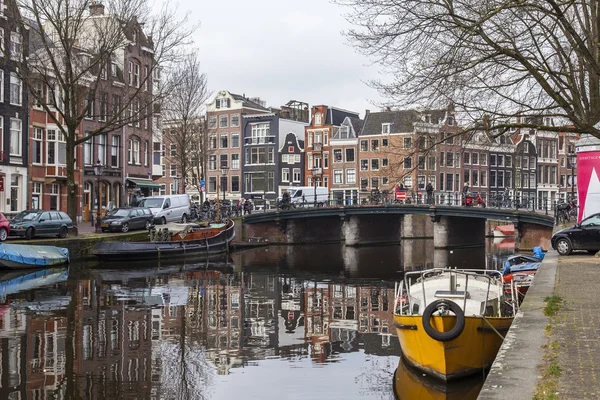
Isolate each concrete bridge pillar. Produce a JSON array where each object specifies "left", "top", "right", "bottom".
[
  {"left": 433, "top": 216, "right": 486, "bottom": 249},
  {"left": 516, "top": 222, "right": 553, "bottom": 251},
  {"left": 402, "top": 214, "right": 434, "bottom": 238},
  {"left": 342, "top": 214, "right": 403, "bottom": 247}
]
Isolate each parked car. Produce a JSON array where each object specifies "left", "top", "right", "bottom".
[
  {"left": 100, "top": 207, "right": 154, "bottom": 232},
  {"left": 551, "top": 213, "right": 600, "bottom": 255},
  {"left": 10, "top": 210, "right": 73, "bottom": 240},
  {"left": 0, "top": 213, "right": 10, "bottom": 241}
]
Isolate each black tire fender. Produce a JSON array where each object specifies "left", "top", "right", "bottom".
[{"left": 422, "top": 299, "right": 465, "bottom": 342}]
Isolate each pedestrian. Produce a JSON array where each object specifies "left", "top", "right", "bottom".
[
  {"left": 243, "top": 199, "right": 250, "bottom": 215},
  {"left": 462, "top": 182, "right": 469, "bottom": 195},
  {"left": 426, "top": 182, "right": 434, "bottom": 205}
]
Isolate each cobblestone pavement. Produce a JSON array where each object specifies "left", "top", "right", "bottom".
[{"left": 555, "top": 253, "right": 600, "bottom": 400}]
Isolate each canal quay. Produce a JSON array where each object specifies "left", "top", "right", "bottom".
[{"left": 0, "top": 217, "right": 583, "bottom": 400}]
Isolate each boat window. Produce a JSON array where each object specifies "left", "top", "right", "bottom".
[{"left": 138, "top": 198, "right": 164, "bottom": 208}]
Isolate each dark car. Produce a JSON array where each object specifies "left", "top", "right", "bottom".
[
  {"left": 0, "top": 213, "right": 9, "bottom": 241},
  {"left": 10, "top": 210, "right": 73, "bottom": 240},
  {"left": 100, "top": 207, "right": 154, "bottom": 233},
  {"left": 551, "top": 213, "right": 600, "bottom": 255}
]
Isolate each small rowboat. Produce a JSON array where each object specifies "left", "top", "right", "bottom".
[{"left": 0, "top": 244, "right": 70, "bottom": 269}]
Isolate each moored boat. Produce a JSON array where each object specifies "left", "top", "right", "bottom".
[
  {"left": 492, "top": 224, "right": 515, "bottom": 237},
  {"left": 393, "top": 268, "right": 517, "bottom": 381},
  {"left": 0, "top": 243, "right": 70, "bottom": 269},
  {"left": 91, "top": 219, "right": 235, "bottom": 262}
]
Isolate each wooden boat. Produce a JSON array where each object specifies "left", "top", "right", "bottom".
[
  {"left": 91, "top": 219, "right": 235, "bottom": 262},
  {"left": 393, "top": 268, "right": 517, "bottom": 381},
  {"left": 492, "top": 224, "right": 515, "bottom": 237},
  {"left": 0, "top": 243, "right": 70, "bottom": 269}
]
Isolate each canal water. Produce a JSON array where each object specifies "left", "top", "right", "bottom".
[{"left": 0, "top": 238, "right": 515, "bottom": 400}]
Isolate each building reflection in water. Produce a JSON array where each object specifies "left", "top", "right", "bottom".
[{"left": 0, "top": 239, "right": 512, "bottom": 399}]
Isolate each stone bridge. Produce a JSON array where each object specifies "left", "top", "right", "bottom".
[{"left": 242, "top": 205, "right": 555, "bottom": 250}]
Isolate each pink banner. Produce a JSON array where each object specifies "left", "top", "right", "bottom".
[{"left": 577, "top": 151, "right": 600, "bottom": 221}]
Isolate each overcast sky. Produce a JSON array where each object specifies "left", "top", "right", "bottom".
[{"left": 181, "top": 0, "right": 387, "bottom": 118}]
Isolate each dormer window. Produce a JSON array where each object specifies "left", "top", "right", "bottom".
[
  {"left": 217, "top": 98, "right": 229, "bottom": 109},
  {"left": 424, "top": 115, "right": 431, "bottom": 124},
  {"left": 340, "top": 126, "right": 349, "bottom": 139},
  {"left": 315, "top": 113, "right": 322, "bottom": 126},
  {"left": 382, "top": 123, "right": 391, "bottom": 134},
  {"left": 447, "top": 116, "right": 454, "bottom": 126}
]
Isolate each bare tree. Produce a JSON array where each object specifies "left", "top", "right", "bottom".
[
  {"left": 17, "top": 0, "right": 196, "bottom": 222},
  {"left": 335, "top": 0, "right": 600, "bottom": 139},
  {"left": 161, "top": 54, "right": 210, "bottom": 199}
]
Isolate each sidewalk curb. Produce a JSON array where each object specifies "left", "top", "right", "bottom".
[{"left": 477, "top": 250, "right": 558, "bottom": 399}]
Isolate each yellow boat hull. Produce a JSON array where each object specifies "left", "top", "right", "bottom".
[{"left": 393, "top": 314, "right": 513, "bottom": 381}]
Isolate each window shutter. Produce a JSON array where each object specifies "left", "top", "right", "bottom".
[
  {"left": 227, "top": 99, "right": 231, "bottom": 108},
  {"left": 215, "top": 100, "right": 220, "bottom": 109}
]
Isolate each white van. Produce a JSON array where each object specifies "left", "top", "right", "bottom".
[
  {"left": 285, "top": 186, "right": 329, "bottom": 207},
  {"left": 137, "top": 194, "right": 191, "bottom": 224}
]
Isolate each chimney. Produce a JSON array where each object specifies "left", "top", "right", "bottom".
[
  {"left": 365, "top": 109, "right": 370, "bottom": 117},
  {"left": 89, "top": 1, "right": 105, "bottom": 16},
  {"left": 385, "top": 106, "right": 391, "bottom": 112}
]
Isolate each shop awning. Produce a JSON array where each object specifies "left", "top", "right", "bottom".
[{"left": 126, "top": 177, "right": 161, "bottom": 189}]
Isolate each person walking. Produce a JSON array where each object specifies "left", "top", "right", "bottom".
[{"left": 426, "top": 182, "right": 434, "bottom": 205}]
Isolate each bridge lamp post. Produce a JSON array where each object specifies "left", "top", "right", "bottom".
[{"left": 568, "top": 152, "right": 576, "bottom": 202}]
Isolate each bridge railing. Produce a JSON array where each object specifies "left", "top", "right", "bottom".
[{"left": 274, "top": 191, "right": 576, "bottom": 225}]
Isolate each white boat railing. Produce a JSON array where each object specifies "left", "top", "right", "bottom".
[{"left": 394, "top": 268, "right": 518, "bottom": 318}]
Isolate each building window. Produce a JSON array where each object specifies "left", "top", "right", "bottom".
[
  {"left": 403, "top": 157, "right": 412, "bottom": 169},
  {"left": 220, "top": 134, "right": 228, "bottom": 149},
  {"left": 446, "top": 152, "right": 454, "bottom": 167},
  {"left": 170, "top": 143, "right": 177, "bottom": 157},
  {"left": 111, "top": 136, "right": 120, "bottom": 167},
  {"left": 417, "top": 175, "right": 426, "bottom": 190},
  {"left": 231, "top": 133, "right": 240, "bottom": 148},
  {"left": 0, "top": 70, "right": 3, "bottom": 102},
  {"left": 10, "top": 32, "right": 21, "bottom": 61},
  {"left": 170, "top": 164, "right": 177, "bottom": 177},
  {"left": 32, "top": 182, "right": 42, "bottom": 209},
  {"left": 371, "top": 139, "right": 379, "bottom": 151},
  {"left": 9, "top": 73, "right": 21, "bottom": 105},
  {"left": 360, "top": 140, "right": 368, "bottom": 152},
  {"left": 334, "top": 170, "right": 343, "bottom": 184},
  {"left": 360, "top": 159, "right": 368, "bottom": 171},
  {"left": 231, "top": 176, "right": 240, "bottom": 192},
  {"left": 161, "top": 164, "right": 166, "bottom": 177},
  {"left": 33, "top": 128, "right": 43, "bottom": 164},
  {"left": 251, "top": 123, "right": 270, "bottom": 143},
  {"left": 371, "top": 159, "right": 380, "bottom": 171},
  {"left": 9, "top": 118, "right": 21, "bottom": 156},
  {"left": 219, "top": 115, "right": 228, "bottom": 128},
  {"left": 490, "top": 154, "right": 496, "bottom": 166},
  {"left": 403, "top": 137, "right": 412, "bottom": 149},
  {"left": 293, "top": 168, "right": 301, "bottom": 183},
  {"left": 231, "top": 154, "right": 240, "bottom": 169},
  {"left": 346, "top": 169, "right": 356, "bottom": 184},
  {"left": 282, "top": 168, "right": 290, "bottom": 182},
  {"left": 418, "top": 155, "right": 425, "bottom": 170},
  {"left": 209, "top": 155, "right": 217, "bottom": 170},
  {"left": 464, "top": 152, "right": 470, "bottom": 164},
  {"left": 428, "top": 156, "right": 436, "bottom": 171},
  {"left": 208, "top": 117, "right": 217, "bottom": 129},
  {"left": 382, "top": 158, "right": 389, "bottom": 167},
  {"left": 48, "top": 183, "right": 59, "bottom": 210},
  {"left": 382, "top": 123, "right": 391, "bottom": 134},
  {"left": 220, "top": 154, "right": 228, "bottom": 169},
  {"left": 345, "top": 148, "right": 355, "bottom": 162},
  {"left": 371, "top": 177, "right": 379, "bottom": 189},
  {"left": 231, "top": 114, "right": 240, "bottom": 127},
  {"left": 315, "top": 113, "right": 322, "bottom": 125},
  {"left": 334, "top": 149, "right": 343, "bottom": 163},
  {"left": 128, "top": 138, "right": 140, "bottom": 165},
  {"left": 144, "top": 141, "right": 149, "bottom": 167},
  {"left": 472, "top": 170, "right": 479, "bottom": 187},
  {"left": 360, "top": 177, "right": 368, "bottom": 191},
  {"left": 97, "top": 134, "right": 107, "bottom": 165},
  {"left": 209, "top": 135, "right": 217, "bottom": 149}
]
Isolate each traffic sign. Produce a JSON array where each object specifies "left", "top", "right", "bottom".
[{"left": 200, "top": 179, "right": 205, "bottom": 187}]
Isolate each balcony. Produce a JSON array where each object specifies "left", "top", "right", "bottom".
[{"left": 244, "top": 136, "right": 275, "bottom": 145}]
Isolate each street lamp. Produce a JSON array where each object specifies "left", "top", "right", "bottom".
[
  {"left": 93, "top": 160, "right": 104, "bottom": 233},
  {"left": 311, "top": 168, "right": 320, "bottom": 207},
  {"left": 568, "top": 152, "right": 576, "bottom": 202}
]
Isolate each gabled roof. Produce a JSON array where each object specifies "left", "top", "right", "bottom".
[
  {"left": 230, "top": 93, "right": 269, "bottom": 111},
  {"left": 360, "top": 110, "right": 421, "bottom": 136},
  {"left": 332, "top": 116, "right": 364, "bottom": 140}
]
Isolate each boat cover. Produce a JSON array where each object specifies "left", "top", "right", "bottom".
[
  {"left": 0, "top": 244, "right": 70, "bottom": 267},
  {"left": 503, "top": 261, "right": 541, "bottom": 276}
]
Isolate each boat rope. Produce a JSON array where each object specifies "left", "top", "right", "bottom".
[{"left": 479, "top": 315, "right": 506, "bottom": 340}]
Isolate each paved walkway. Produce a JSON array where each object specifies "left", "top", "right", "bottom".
[{"left": 479, "top": 250, "right": 600, "bottom": 399}]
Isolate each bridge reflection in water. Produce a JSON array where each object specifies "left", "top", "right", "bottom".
[{"left": 0, "top": 239, "right": 513, "bottom": 400}]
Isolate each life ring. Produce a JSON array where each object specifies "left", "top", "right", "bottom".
[{"left": 421, "top": 299, "right": 465, "bottom": 342}]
